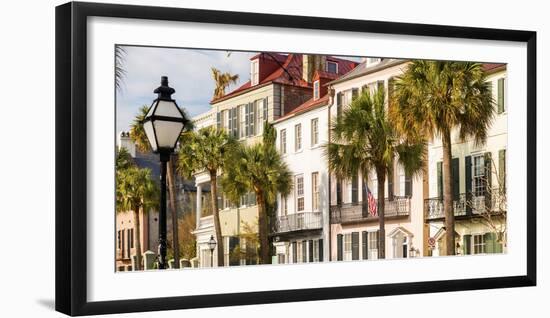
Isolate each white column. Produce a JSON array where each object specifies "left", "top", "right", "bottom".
[{"left": 196, "top": 184, "right": 202, "bottom": 229}]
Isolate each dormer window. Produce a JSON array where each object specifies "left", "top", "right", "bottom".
[
  {"left": 251, "top": 59, "right": 259, "bottom": 86},
  {"left": 326, "top": 61, "right": 338, "bottom": 74},
  {"left": 313, "top": 80, "right": 320, "bottom": 100}
]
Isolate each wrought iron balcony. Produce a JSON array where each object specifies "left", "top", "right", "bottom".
[
  {"left": 330, "top": 196, "right": 411, "bottom": 224},
  {"left": 424, "top": 189, "right": 506, "bottom": 221},
  {"left": 271, "top": 211, "right": 323, "bottom": 234}
]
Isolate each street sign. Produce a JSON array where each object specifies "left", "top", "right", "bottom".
[{"left": 428, "top": 237, "right": 436, "bottom": 248}]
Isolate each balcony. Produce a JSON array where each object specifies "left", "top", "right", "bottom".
[
  {"left": 424, "top": 189, "right": 506, "bottom": 221},
  {"left": 330, "top": 196, "right": 411, "bottom": 224},
  {"left": 271, "top": 211, "right": 323, "bottom": 234}
]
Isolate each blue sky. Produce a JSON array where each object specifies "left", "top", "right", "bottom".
[
  {"left": 116, "top": 46, "right": 255, "bottom": 133},
  {"left": 115, "top": 46, "right": 362, "bottom": 133}
]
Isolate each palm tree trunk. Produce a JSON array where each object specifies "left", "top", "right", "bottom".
[
  {"left": 256, "top": 191, "right": 271, "bottom": 264},
  {"left": 133, "top": 206, "right": 142, "bottom": 270},
  {"left": 210, "top": 171, "right": 224, "bottom": 267},
  {"left": 167, "top": 156, "right": 179, "bottom": 268},
  {"left": 442, "top": 131, "right": 455, "bottom": 255},
  {"left": 376, "top": 167, "right": 386, "bottom": 259}
]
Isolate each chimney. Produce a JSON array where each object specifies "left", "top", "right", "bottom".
[
  {"left": 302, "top": 55, "right": 327, "bottom": 83},
  {"left": 118, "top": 131, "right": 136, "bottom": 157}
]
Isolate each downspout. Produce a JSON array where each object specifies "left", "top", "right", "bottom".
[{"left": 327, "top": 86, "right": 334, "bottom": 261}]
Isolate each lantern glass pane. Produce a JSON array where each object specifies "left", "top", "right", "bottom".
[
  {"left": 143, "top": 120, "right": 157, "bottom": 152},
  {"left": 146, "top": 102, "right": 156, "bottom": 118},
  {"left": 154, "top": 100, "right": 183, "bottom": 119},
  {"left": 153, "top": 120, "right": 184, "bottom": 148}
]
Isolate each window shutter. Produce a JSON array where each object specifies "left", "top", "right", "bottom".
[
  {"left": 336, "top": 92, "right": 342, "bottom": 119},
  {"left": 484, "top": 152, "right": 492, "bottom": 209},
  {"left": 292, "top": 242, "right": 297, "bottom": 263},
  {"left": 263, "top": 97, "right": 268, "bottom": 122},
  {"left": 484, "top": 232, "right": 496, "bottom": 254},
  {"left": 318, "top": 239, "right": 323, "bottom": 262},
  {"left": 336, "top": 178, "right": 342, "bottom": 205},
  {"left": 451, "top": 158, "right": 460, "bottom": 200},
  {"left": 362, "top": 231, "right": 368, "bottom": 260},
  {"left": 465, "top": 156, "right": 472, "bottom": 214},
  {"left": 232, "top": 108, "right": 238, "bottom": 137},
  {"left": 388, "top": 164, "right": 394, "bottom": 201},
  {"left": 216, "top": 112, "right": 221, "bottom": 129},
  {"left": 228, "top": 108, "right": 233, "bottom": 133},
  {"left": 405, "top": 170, "right": 412, "bottom": 197},
  {"left": 497, "top": 78, "right": 505, "bottom": 113},
  {"left": 308, "top": 240, "right": 314, "bottom": 262},
  {"left": 437, "top": 161, "right": 443, "bottom": 199},
  {"left": 337, "top": 234, "right": 343, "bottom": 261},
  {"left": 499, "top": 149, "right": 506, "bottom": 191},
  {"left": 351, "top": 174, "right": 358, "bottom": 203},
  {"left": 249, "top": 102, "right": 255, "bottom": 136},
  {"left": 352, "top": 88, "right": 359, "bottom": 101},
  {"left": 302, "top": 240, "right": 307, "bottom": 263},
  {"left": 463, "top": 234, "right": 471, "bottom": 255},
  {"left": 245, "top": 104, "right": 250, "bottom": 136},
  {"left": 351, "top": 232, "right": 359, "bottom": 260}
]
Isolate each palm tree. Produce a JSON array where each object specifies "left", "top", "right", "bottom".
[
  {"left": 325, "top": 87, "right": 424, "bottom": 259},
  {"left": 211, "top": 67, "right": 239, "bottom": 100},
  {"left": 222, "top": 123, "right": 293, "bottom": 264},
  {"left": 116, "top": 146, "right": 134, "bottom": 170},
  {"left": 129, "top": 105, "right": 193, "bottom": 268},
  {"left": 115, "top": 46, "right": 126, "bottom": 92},
  {"left": 177, "top": 127, "right": 239, "bottom": 267},
  {"left": 116, "top": 166, "right": 159, "bottom": 270},
  {"left": 391, "top": 61, "right": 494, "bottom": 255}
]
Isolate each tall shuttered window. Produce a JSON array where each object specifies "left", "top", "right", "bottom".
[
  {"left": 343, "top": 233, "right": 352, "bottom": 261},
  {"left": 311, "top": 118, "right": 319, "bottom": 146},
  {"left": 280, "top": 129, "right": 286, "bottom": 154},
  {"left": 295, "top": 124, "right": 302, "bottom": 151},
  {"left": 337, "top": 234, "right": 343, "bottom": 261},
  {"left": 368, "top": 231, "right": 379, "bottom": 260},
  {"left": 473, "top": 234, "right": 486, "bottom": 254},
  {"left": 351, "top": 232, "right": 360, "bottom": 260},
  {"left": 312, "top": 172, "right": 319, "bottom": 211},
  {"left": 296, "top": 175, "right": 304, "bottom": 211},
  {"left": 361, "top": 231, "right": 368, "bottom": 260}
]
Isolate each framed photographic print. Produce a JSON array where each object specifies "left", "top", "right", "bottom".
[{"left": 55, "top": 1, "right": 536, "bottom": 316}]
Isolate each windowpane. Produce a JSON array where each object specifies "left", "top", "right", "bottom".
[
  {"left": 326, "top": 61, "right": 338, "bottom": 73},
  {"left": 296, "top": 175, "right": 304, "bottom": 211},
  {"left": 473, "top": 155, "right": 486, "bottom": 197},
  {"left": 473, "top": 234, "right": 486, "bottom": 254},
  {"left": 280, "top": 129, "right": 286, "bottom": 154},
  {"left": 312, "top": 172, "right": 319, "bottom": 211},
  {"left": 313, "top": 81, "right": 320, "bottom": 100},
  {"left": 295, "top": 124, "right": 302, "bottom": 151},
  {"left": 311, "top": 118, "right": 319, "bottom": 146},
  {"left": 344, "top": 233, "right": 352, "bottom": 261}
]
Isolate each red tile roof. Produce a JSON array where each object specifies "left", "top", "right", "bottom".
[
  {"left": 482, "top": 63, "right": 506, "bottom": 73},
  {"left": 275, "top": 94, "right": 331, "bottom": 123},
  {"left": 211, "top": 54, "right": 358, "bottom": 105}
]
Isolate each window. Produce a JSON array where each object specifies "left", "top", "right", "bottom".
[
  {"left": 311, "top": 118, "right": 319, "bottom": 146},
  {"left": 312, "top": 172, "right": 319, "bottom": 211},
  {"left": 280, "top": 195, "right": 288, "bottom": 216},
  {"left": 473, "top": 234, "right": 486, "bottom": 254},
  {"left": 368, "top": 231, "right": 379, "bottom": 259},
  {"left": 239, "top": 105, "right": 246, "bottom": 138},
  {"left": 296, "top": 241, "right": 303, "bottom": 263},
  {"left": 326, "top": 61, "right": 338, "bottom": 73},
  {"left": 343, "top": 233, "right": 352, "bottom": 261},
  {"left": 256, "top": 99, "right": 264, "bottom": 135},
  {"left": 280, "top": 129, "right": 287, "bottom": 154},
  {"left": 251, "top": 59, "right": 259, "bottom": 85},
  {"left": 313, "top": 80, "right": 320, "bottom": 100},
  {"left": 313, "top": 240, "right": 320, "bottom": 262},
  {"left": 473, "top": 155, "right": 486, "bottom": 197},
  {"left": 296, "top": 175, "right": 304, "bottom": 211},
  {"left": 129, "top": 228, "right": 134, "bottom": 249},
  {"left": 295, "top": 124, "right": 302, "bottom": 151}
]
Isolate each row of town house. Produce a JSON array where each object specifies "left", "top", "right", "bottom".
[{"left": 188, "top": 53, "right": 507, "bottom": 267}]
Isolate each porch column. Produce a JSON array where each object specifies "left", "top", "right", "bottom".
[{"left": 196, "top": 183, "right": 202, "bottom": 229}]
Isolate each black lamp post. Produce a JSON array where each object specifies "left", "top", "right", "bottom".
[
  {"left": 143, "top": 76, "right": 187, "bottom": 270},
  {"left": 208, "top": 235, "right": 217, "bottom": 267}
]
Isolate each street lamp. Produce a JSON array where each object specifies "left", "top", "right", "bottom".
[
  {"left": 208, "top": 235, "right": 217, "bottom": 268},
  {"left": 143, "top": 76, "right": 187, "bottom": 270}
]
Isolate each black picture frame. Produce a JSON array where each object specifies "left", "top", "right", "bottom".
[{"left": 55, "top": 1, "right": 537, "bottom": 316}]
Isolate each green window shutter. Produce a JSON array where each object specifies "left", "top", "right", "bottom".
[
  {"left": 465, "top": 156, "right": 472, "bottom": 214},
  {"left": 499, "top": 149, "right": 506, "bottom": 191},
  {"left": 302, "top": 240, "right": 307, "bottom": 263},
  {"left": 437, "top": 161, "right": 443, "bottom": 199},
  {"left": 337, "top": 234, "right": 343, "bottom": 261},
  {"left": 245, "top": 103, "right": 250, "bottom": 136},
  {"left": 352, "top": 88, "right": 359, "bottom": 101},
  {"left": 451, "top": 158, "right": 460, "bottom": 200},
  {"left": 484, "top": 232, "right": 496, "bottom": 254},
  {"left": 292, "top": 242, "right": 297, "bottom": 263},
  {"left": 318, "top": 239, "right": 324, "bottom": 262},
  {"left": 362, "top": 231, "right": 368, "bottom": 260},
  {"left": 405, "top": 171, "right": 412, "bottom": 197},
  {"left": 497, "top": 78, "right": 505, "bottom": 114},
  {"left": 308, "top": 240, "right": 314, "bottom": 262},
  {"left": 336, "top": 178, "right": 342, "bottom": 205},
  {"left": 484, "top": 152, "right": 492, "bottom": 209},
  {"left": 463, "top": 234, "right": 472, "bottom": 255},
  {"left": 494, "top": 235, "right": 503, "bottom": 253},
  {"left": 351, "top": 232, "right": 359, "bottom": 260},
  {"left": 263, "top": 97, "right": 268, "bottom": 122},
  {"left": 351, "top": 174, "right": 358, "bottom": 203}
]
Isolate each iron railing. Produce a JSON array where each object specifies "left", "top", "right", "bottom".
[
  {"left": 330, "top": 196, "right": 411, "bottom": 224},
  {"left": 271, "top": 211, "right": 323, "bottom": 234},
  {"left": 424, "top": 189, "right": 506, "bottom": 221}
]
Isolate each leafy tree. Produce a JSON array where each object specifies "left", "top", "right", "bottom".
[
  {"left": 222, "top": 123, "right": 292, "bottom": 264},
  {"left": 116, "top": 166, "right": 159, "bottom": 270},
  {"left": 391, "top": 61, "right": 494, "bottom": 255},
  {"left": 177, "top": 127, "right": 239, "bottom": 267},
  {"left": 115, "top": 46, "right": 126, "bottom": 92},
  {"left": 325, "top": 87, "right": 424, "bottom": 259}
]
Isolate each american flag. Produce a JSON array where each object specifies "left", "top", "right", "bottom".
[{"left": 367, "top": 186, "right": 377, "bottom": 217}]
